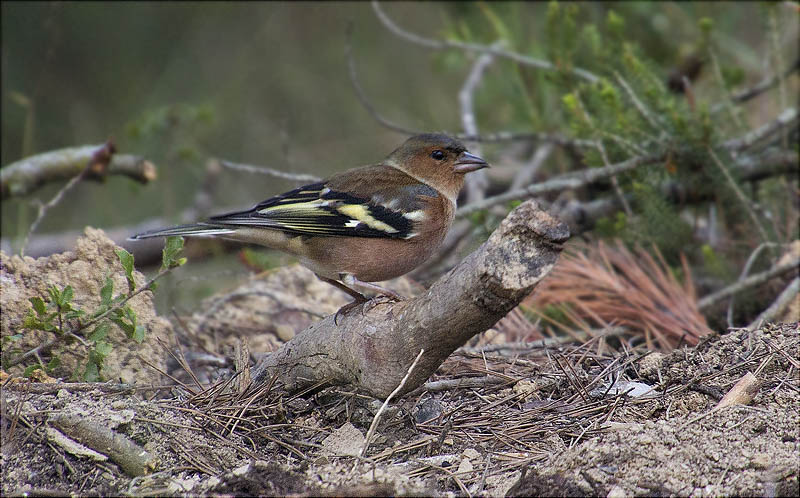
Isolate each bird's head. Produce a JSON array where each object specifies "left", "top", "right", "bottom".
[{"left": 385, "top": 133, "right": 489, "bottom": 202}]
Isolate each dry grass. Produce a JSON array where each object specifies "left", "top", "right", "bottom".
[{"left": 528, "top": 240, "right": 713, "bottom": 351}]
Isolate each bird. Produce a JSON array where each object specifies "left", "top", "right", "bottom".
[{"left": 131, "top": 133, "right": 489, "bottom": 315}]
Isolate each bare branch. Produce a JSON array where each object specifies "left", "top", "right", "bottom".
[
  {"left": 711, "top": 57, "right": 800, "bottom": 112},
  {"left": 510, "top": 144, "right": 554, "bottom": 191},
  {"left": 371, "top": 1, "right": 599, "bottom": 84},
  {"left": 345, "top": 23, "right": 588, "bottom": 147},
  {"left": 697, "top": 257, "right": 799, "bottom": 311},
  {"left": 747, "top": 277, "right": 800, "bottom": 330},
  {"left": 456, "top": 153, "right": 665, "bottom": 218},
  {"left": 2, "top": 144, "right": 156, "bottom": 199},
  {"left": 705, "top": 146, "right": 770, "bottom": 244},
  {"left": 727, "top": 242, "right": 784, "bottom": 327},
  {"left": 344, "top": 22, "right": 420, "bottom": 136},
  {"left": 216, "top": 159, "right": 321, "bottom": 183},
  {"left": 459, "top": 45, "right": 497, "bottom": 204},
  {"left": 20, "top": 142, "right": 117, "bottom": 257},
  {"left": 251, "top": 200, "right": 569, "bottom": 398},
  {"left": 722, "top": 107, "right": 798, "bottom": 152}
]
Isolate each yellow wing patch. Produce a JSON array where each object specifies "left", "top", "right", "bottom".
[{"left": 337, "top": 204, "right": 399, "bottom": 234}]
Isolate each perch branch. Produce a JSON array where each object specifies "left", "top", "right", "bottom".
[
  {"left": 2, "top": 143, "right": 156, "bottom": 198},
  {"left": 251, "top": 200, "right": 569, "bottom": 398}
]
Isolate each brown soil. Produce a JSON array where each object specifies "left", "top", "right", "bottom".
[{"left": 2, "top": 322, "right": 797, "bottom": 497}]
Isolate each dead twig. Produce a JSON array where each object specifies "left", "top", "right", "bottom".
[
  {"left": 705, "top": 146, "right": 771, "bottom": 244},
  {"left": 50, "top": 414, "right": 158, "bottom": 477},
  {"left": 456, "top": 152, "right": 665, "bottom": 218},
  {"left": 1, "top": 142, "right": 156, "bottom": 199},
  {"left": 727, "top": 242, "right": 784, "bottom": 327},
  {"left": 371, "top": 1, "right": 598, "bottom": 83},
  {"left": 360, "top": 349, "right": 424, "bottom": 458},
  {"left": 747, "top": 277, "right": 800, "bottom": 331},
  {"left": 216, "top": 159, "right": 320, "bottom": 183},
  {"left": 697, "top": 257, "right": 799, "bottom": 311},
  {"left": 722, "top": 107, "right": 798, "bottom": 152},
  {"left": 459, "top": 44, "right": 498, "bottom": 204},
  {"left": 20, "top": 141, "right": 116, "bottom": 256}
]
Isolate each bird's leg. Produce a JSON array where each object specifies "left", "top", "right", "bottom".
[
  {"left": 317, "top": 276, "right": 369, "bottom": 325},
  {"left": 318, "top": 276, "right": 369, "bottom": 302},
  {"left": 341, "top": 274, "right": 406, "bottom": 316},
  {"left": 341, "top": 274, "right": 404, "bottom": 301},
  {"left": 317, "top": 274, "right": 405, "bottom": 325}
]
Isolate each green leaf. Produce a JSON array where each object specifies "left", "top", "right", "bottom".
[
  {"left": 30, "top": 296, "right": 47, "bottom": 315},
  {"left": 110, "top": 316, "right": 135, "bottom": 337},
  {"left": 64, "top": 310, "right": 85, "bottom": 320},
  {"left": 116, "top": 248, "right": 136, "bottom": 293},
  {"left": 95, "top": 340, "right": 113, "bottom": 357},
  {"left": 100, "top": 277, "right": 114, "bottom": 306},
  {"left": 23, "top": 364, "right": 42, "bottom": 377},
  {"left": 132, "top": 325, "right": 146, "bottom": 344},
  {"left": 23, "top": 310, "right": 55, "bottom": 332},
  {"left": 61, "top": 285, "right": 74, "bottom": 304},
  {"left": 110, "top": 306, "right": 137, "bottom": 338},
  {"left": 47, "top": 285, "right": 60, "bottom": 305},
  {"left": 83, "top": 360, "right": 100, "bottom": 382},
  {"left": 161, "top": 236, "right": 186, "bottom": 270},
  {"left": 89, "top": 323, "right": 110, "bottom": 342},
  {"left": 46, "top": 356, "right": 61, "bottom": 372}
]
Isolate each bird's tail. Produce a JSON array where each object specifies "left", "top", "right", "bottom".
[{"left": 129, "top": 223, "right": 236, "bottom": 240}]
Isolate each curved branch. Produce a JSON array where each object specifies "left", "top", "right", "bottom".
[
  {"left": 371, "top": 1, "right": 599, "bottom": 84},
  {"left": 251, "top": 200, "right": 569, "bottom": 398},
  {"left": 345, "top": 22, "right": 593, "bottom": 147}
]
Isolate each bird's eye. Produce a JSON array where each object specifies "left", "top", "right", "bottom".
[{"left": 431, "top": 150, "right": 445, "bottom": 160}]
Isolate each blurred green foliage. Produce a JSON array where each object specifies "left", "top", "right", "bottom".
[{"left": 1, "top": 2, "right": 796, "bottom": 320}]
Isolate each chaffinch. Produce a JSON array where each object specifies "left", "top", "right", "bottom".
[{"left": 132, "top": 133, "right": 488, "bottom": 307}]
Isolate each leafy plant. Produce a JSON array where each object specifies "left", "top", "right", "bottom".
[{"left": 4, "top": 237, "right": 186, "bottom": 381}]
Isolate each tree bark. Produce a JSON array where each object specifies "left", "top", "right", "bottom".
[{"left": 251, "top": 200, "right": 569, "bottom": 398}]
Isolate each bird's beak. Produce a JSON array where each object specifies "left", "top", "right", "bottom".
[{"left": 453, "top": 151, "right": 489, "bottom": 174}]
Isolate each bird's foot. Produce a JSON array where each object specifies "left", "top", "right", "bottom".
[{"left": 334, "top": 297, "right": 367, "bottom": 325}]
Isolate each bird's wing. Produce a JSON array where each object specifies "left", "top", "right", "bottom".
[{"left": 207, "top": 165, "right": 439, "bottom": 240}]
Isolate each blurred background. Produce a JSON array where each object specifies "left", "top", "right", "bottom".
[{"left": 2, "top": 2, "right": 798, "bottom": 335}]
